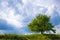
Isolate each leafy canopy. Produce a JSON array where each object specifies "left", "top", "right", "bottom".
[{"left": 28, "top": 14, "right": 55, "bottom": 34}]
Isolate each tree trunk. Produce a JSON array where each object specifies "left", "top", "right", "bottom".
[{"left": 41, "top": 32, "right": 44, "bottom": 34}]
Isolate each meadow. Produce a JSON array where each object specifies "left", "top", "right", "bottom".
[{"left": 0, "top": 34, "right": 60, "bottom": 40}]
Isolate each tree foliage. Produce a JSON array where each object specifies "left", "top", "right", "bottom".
[{"left": 28, "top": 14, "right": 56, "bottom": 34}]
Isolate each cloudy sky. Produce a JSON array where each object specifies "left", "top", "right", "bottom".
[{"left": 0, "top": 0, "right": 60, "bottom": 34}]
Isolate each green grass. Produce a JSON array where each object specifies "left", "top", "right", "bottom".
[{"left": 0, "top": 34, "right": 60, "bottom": 40}]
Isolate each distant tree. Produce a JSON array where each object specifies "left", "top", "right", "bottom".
[{"left": 28, "top": 14, "right": 56, "bottom": 34}]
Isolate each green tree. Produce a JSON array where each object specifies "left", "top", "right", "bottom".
[{"left": 28, "top": 14, "right": 56, "bottom": 34}]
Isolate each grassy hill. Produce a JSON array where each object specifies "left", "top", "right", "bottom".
[{"left": 0, "top": 34, "right": 60, "bottom": 40}]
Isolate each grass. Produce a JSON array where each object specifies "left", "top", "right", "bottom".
[{"left": 0, "top": 34, "right": 60, "bottom": 40}]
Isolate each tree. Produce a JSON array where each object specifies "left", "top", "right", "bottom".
[{"left": 28, "top": 14, "right": 56, "bottom": 34}]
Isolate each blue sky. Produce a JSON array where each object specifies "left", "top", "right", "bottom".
[{"left": 0, "top": 0, "right": 60, "bottom": 34}]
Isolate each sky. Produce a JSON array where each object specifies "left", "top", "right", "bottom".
[{"left": 0, "top": 0, "right": 60, "bottom": 34}]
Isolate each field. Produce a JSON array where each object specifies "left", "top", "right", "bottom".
[{"left": 0, "top": 34, "right": 60, "bottom": 40}]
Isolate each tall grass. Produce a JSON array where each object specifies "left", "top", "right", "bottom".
[{"left": 0, "top": 34, "right": 60, "bottom": 40}]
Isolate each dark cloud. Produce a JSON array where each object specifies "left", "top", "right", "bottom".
[
  {"left": 51, "top": 9, "right": 60, "bottom": 25},
  {"left": 0, "top": 19, "right": 15, "bottom": 30}
]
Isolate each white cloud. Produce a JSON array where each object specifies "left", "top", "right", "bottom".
[
  {"left": 0, "top": 0, "right": 60, "bottom": 34},
  {"left": 45, "top": 5, "right": 55, "bottom": 17},
  {"left": 1, "top": 1, "right": 8, "bottom": 8},
  {"left": 22, "top": 0, "right": 55, "bottom": 17},
  {"left": 0, "top": 30, "right": 6, "bottom": 34},
  {"left": 22, "top": 0, "right": 28, "bottom": 4},
  {"left": 55, "top": 24, "right": 60, "bottom": 34},
  {"left": 0, "top": 7, "right": 24, "bottom": 28}
]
